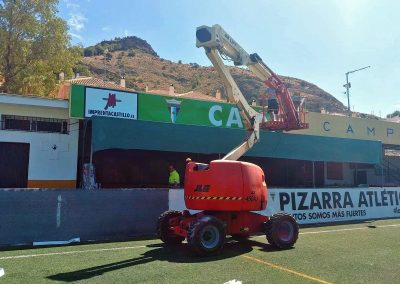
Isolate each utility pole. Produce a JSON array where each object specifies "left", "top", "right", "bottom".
[{"left": 344, "top": 66, "right": 371, "bottom": 117}]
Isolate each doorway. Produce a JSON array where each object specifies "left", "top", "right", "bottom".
[{"left": 0, "top": 142, "right": 30, "bottom": 188}]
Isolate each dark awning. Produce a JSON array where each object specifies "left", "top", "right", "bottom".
[{"left": 91, "top": 116, "right": 382, "bottom": 164}]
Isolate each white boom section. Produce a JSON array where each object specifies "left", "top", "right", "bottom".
[
  {"left": 196, "top": 24, "right": 263, "bottom": 161},
  {"left": 196, "top": 24, "right": 275, "bottom": 81},
  {"left": 204, "top": 48, "right": 260, "bottom": 161}
]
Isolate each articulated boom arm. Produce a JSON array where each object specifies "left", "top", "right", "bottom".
[
  {"left": 204, "top": 48, "right": 261, "bottom": 161},
  {"left": 248, "top": 54, "right": 308, "bottom": 131},
  {"left": 197, "top": 24, "right": 261, "bottom": 161},
  {"left": 196, "top": 24, "right": 308, "bottom": 135}
]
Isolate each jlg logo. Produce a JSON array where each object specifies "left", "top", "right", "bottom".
[
  {"left": 194, "top": 185, "right": 210, "bottom": 192},
  {"left": 245, "top": 196, "right": 258, "bottom": 202}
]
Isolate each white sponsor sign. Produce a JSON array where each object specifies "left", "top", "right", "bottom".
[
  {"left": 169, "top": 188, "right": 400, "bottom": 225},
  {"left": 265, "top": 187, "right": 400, "bottom": 224},
  {"left": 85, "top": 87, "right": 137, "bottom": 119}
]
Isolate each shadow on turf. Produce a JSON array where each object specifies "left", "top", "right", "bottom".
[{"left": 46, "top": 239, "right": 271, "bottom": 282}]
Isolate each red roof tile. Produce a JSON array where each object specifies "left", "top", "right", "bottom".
[
  {"left": 56, "top": 77, "right": 225, "bottom": 103},
  {"left": 68, "top": 77, "right": 131, "bottom": 91},
  {"left": 146, "top": 89, "right": 225, "bottom": 102},
  {"left": 55, "top": 77, "right": 132, "bottom": 100}
]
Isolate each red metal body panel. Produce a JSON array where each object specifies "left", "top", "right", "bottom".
[
  {"left": 212, "top": 211, "right": 269, "bottom": 235},
  {"left": 184, "top": 160, "right": 267, "bottom": 211},
  {"left": 260, "top": 73, "right": 309, "bottom": 131},
  {"left": 170, "top": 211, "right": 269, "bottom": 238}
]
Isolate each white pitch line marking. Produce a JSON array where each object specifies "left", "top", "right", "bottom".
[
  {"left": 0, "top": 245, "right": 148, "bottom": 260},
  {"left": 254, "top": 223, "right": 400, "bottom": 238},
  {"left": 299, "top": 224, "right": 400, "bottom": 235},
  {"left": 300, "top": 223, "right": 400, "bottom": 235},
  {"left": 1, "top": 223, "right": 400, "bottom": 261}
]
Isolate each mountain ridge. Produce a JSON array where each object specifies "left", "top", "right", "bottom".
[{"left": 81, "top": 36, "right": 348, "bottom": 114}]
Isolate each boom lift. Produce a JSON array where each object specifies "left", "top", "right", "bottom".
[{"left": 157, "top": 25, "right": 308, "bottom": 256}]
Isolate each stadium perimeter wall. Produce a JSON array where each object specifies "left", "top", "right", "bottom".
[
  {"left": 1, "top": 187, "right": 399, "bottom": 246},
  {"left": 0, "top": 188, "right": 168, "bottom": 246}
]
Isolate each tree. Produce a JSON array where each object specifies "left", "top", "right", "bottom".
[
  {"left": 73, "top": 62, "right": 91, "bottom": 77},
  {"left": 83, "top": 47, "right": 96, "bottom": 57},
  {"left": 127, "top": 49, "right": 135, "bottom": 57},
  {"left": 95, "top": 45, "right": 105, "bottom": 55},
  {"left": 105, "top": 52, "right": 113, "bottom": 61},
  {"left": 0, "top": 0, "right": 80, "bottom": 95},
  {"left": 387, "top": 110, "right": 400, "bottom": 118}
]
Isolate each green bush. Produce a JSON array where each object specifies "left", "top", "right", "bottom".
[
  {"left": 105, "top": 52, "right": 113, "bottom": 61},
  {"left": 83, "top": 47, "right": 96, "bottom": 57},
  {"left": 128, "top": 50, "right": 136, "bottom": 57}
]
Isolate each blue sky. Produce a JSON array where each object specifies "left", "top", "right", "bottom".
[{"left": 58, "top": 0, "right": 400, "bottom": 117}]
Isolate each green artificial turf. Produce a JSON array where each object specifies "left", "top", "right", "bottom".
[{"left": 0, "top": 219, "right": 399, "bottom": 283}]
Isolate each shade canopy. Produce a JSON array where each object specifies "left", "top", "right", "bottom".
[{"left": 91, "top": 116, "right": 382, "bottom": 164}]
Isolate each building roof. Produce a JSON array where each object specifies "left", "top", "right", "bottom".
[
  {"left": 57, "top": 76, "right": 225, "bottom": 103},
  {"left": 146, "top": 89, "right": 225, "bottom": 103},
  {"left": 0, "top": 93, "right": 68, "bottom": 109},
  {"left": 68, "top": 77, "right": 130, "bottom": 91},
  {"left": 56, "top": 77, "right": 130, "bottom": 100},
  {"left": 387, "top": 116, "right": 400, "bottom": 123}
]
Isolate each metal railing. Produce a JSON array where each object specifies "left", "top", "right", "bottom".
[
  {"left": 375, "top": 157, "right": 400, "bottom": 185},
  {"left": 0, "top": 115, "right": 69, "bottom": 134}
]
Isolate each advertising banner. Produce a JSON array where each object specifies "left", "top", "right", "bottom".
[
  {"left": 85, "top": 87, "right": 137, "bottom": 120},
  {"left": 265, "top": 187, "right": 400, "bottom": 224},
  {"left": 291, "top": 112, "right": 400, "bottom": 146},
  {"left": 139, "top": 94, "right": 245, "bottom": 128},
  {"left": 70, "top": 84, "right": 249, "bottom": 129},
  {"left": 169, "top": 187, "right": 400, "bottom": 225}
]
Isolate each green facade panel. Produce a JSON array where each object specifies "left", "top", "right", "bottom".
[
  {"left": 138, "top": 93, "right": 244, "bottom": 128},
  {"left": 69, "top": 84, "right": 248, "bottom": 128},
  {"left": 70, "top": 84, "right": 85, "bottom": 118}
]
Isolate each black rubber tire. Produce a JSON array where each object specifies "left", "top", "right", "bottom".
[
  {"left": 157, "top": 210, "right": 185, "bottom": 244},
  {"left": 187, "top": 216, "right": 226, "bottom": 256},
  {"left": 265, "top": 212, "right": 299, "bottom": 249}
]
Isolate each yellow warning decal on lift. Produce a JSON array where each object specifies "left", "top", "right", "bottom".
[{"left": 185, "top": 195, "right": 242, "bottom": 201}]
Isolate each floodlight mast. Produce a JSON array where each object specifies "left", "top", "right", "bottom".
[{"left": 344, "top": 65, "right": 371, "bottom": 117}]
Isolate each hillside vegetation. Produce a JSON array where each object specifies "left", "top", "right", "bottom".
[{"left": 81, "top": 37, "right": 348, "bottom": 114}]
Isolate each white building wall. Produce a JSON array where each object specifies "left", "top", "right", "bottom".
[
  {"left": 0, "top": 103, "right": 69, "bottom": 119},
  {"left": 0, "top": 124, "right": 79, "bottom": 181},
  {"left": 0, "top": 96, "right": 79, "bottom": 187}
]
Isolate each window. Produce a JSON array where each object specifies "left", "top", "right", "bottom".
[
  {"left": 37, "top": 120, "right": 61, "bottom": 133},
  {"left": 1, "top": 115, "right": 69, "bottom": 134},
  {"left": 3, "top": 116, "right": 30, "bottom": 131},
  {"left": 327, "top": 162, "right": 343, "bottom": 180}
]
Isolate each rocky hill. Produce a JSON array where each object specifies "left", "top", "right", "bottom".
[{"left": 81, "top": 37, "right": 348, "bottom": 114}]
